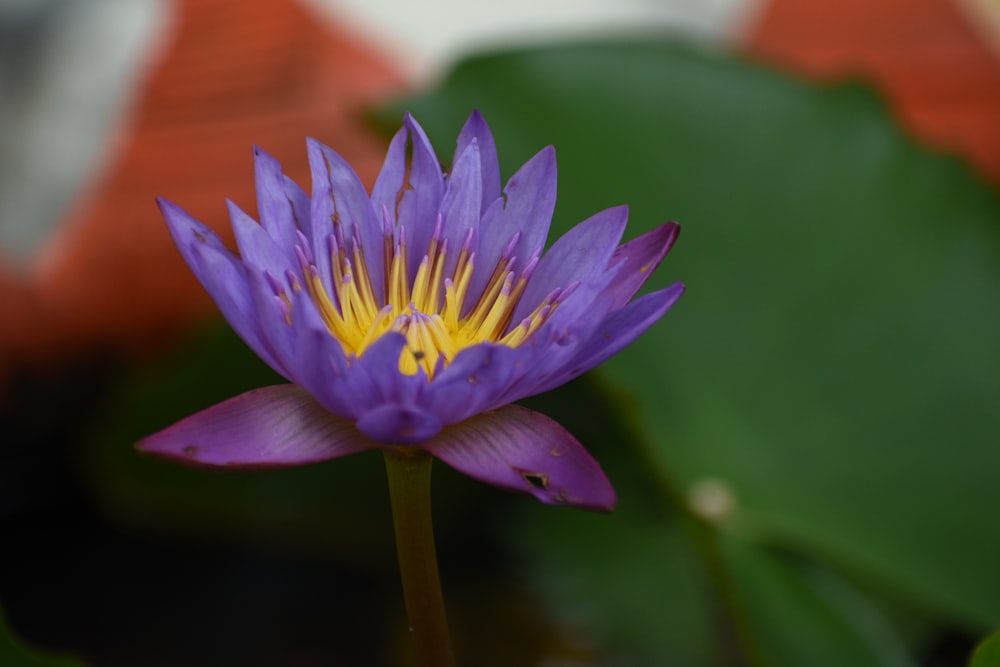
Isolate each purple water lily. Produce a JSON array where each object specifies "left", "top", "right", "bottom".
[{"left": 139, "top": 111, "right": 683, "bottom": 511}]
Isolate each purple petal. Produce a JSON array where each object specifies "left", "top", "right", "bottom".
[
  {"left": 491, "top": 322, "right": 588, "bottom": 405},
  {"left": 306, "top": 138, "right": 385, "bottom": 300},
  {"left": 253, "top": 146, "right": 300, "bottom": 255},
  {"left": 244, "top": 267, "right": 300, "bottom": 378},
  {"left": 349, "top": 334, "right": 445, "bottom": 444},
  {"left": 356, "top": 403, "right": 443, "bottom": 445},
  {"left": 419, "top": 344, "right": 516, "bottom": 424},
  {"left": 228, "top": 199, "right": 294, "bottom": 279},
  {"left": 455, "top": 110, "right": 500, "bottom": 211},
  {"left": 512, "top": 205, "right": 628, "bottom": 326},
  {"left": 159, "top": 197, "right": 229, "bottom": 273},
  {"left": 424, "top": 405, "right": 616, "bottom": 511},
  {"left": 282, "top": 174, "right": 313, "bottom": 242},
  {"left": 533, "top": 283, "right": 686, "bottom": 396},
  {"left": 352, "top": 331, "right": 426, "bottom": 407},
  {"left": 603, "top": 223, "right": 680, "bottom": 308},
  {"left": 473, "top": 146, "right": 557, "bottom": 300},
  {"left": 439, "top": 139, "right": 482, "bottom": 275},
  {"left": 371, "top": 114, "right": 444, "bottom": 279},
  {"left": 282, "top": 287, "right": 360, "bottom": 419},
  {"left": 370, "top": 123, "right": 409, "bottom": 224},
  {"left": 162, "top": 207, "right": 288, "bottom": 379},
  {"left": 137, "top": 385, "right": 371, "bottom": 467}
]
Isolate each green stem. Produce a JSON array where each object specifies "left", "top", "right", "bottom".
[{"left": 383, "top": 450, "right": 455, "bottom": 667}]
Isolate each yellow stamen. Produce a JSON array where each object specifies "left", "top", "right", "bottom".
[{"left": 299, "top": 223, "right": 559, "bottom": 378}]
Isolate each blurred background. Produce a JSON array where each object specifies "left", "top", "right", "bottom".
[{"left": 2, "top": 0, "right": 1000, "bottom": 665}]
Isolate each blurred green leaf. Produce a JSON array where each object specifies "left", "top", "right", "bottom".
[
  {"left": 517, "top": 502, "right": 713, "bottom": 666},
  {"left": 971, "top": 630, "right": 1000, "bottom": 667},
  {"left": 381, "top": 37, "right": 1000, "bottom": 661},
  {"left": 0, "top": 609, "right": 85, "bottom": 667},
  {"left": 720, "top": 537, "right": 913, "bottom": 667}
]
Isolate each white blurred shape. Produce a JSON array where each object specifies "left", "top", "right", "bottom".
[
  {"left": 303, "top": 0, "right": 763, "bottom": 80},
  {"left": 0, "top": 0, "right": 168, "bottom": 263}
]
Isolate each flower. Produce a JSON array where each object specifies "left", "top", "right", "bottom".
[{"left": 139, "top": 111, "right": 683, "bottom": 511}]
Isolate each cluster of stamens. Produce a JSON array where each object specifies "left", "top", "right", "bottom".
[{"left": 271, "top": 214, "right": 573, "bottom": 378}]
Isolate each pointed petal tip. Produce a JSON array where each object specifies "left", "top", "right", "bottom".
[
  {"left": 425, "top": 405, "right": 618, "bottom": 512},
  {"left": 137, "top": 386, "right": 371, "bottom": 468},
  {"left": 155, "top": 196, "right": 185, "bottom": 218}
]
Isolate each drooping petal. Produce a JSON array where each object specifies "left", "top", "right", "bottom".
[
  {"left": 454, "top": 110, "right": 500, "bottom": 211},
  {"left": 424, "top": 405, "right": 616, "bottom": 511},
  {"left": 137, "top": 385, "right": 372, "bottom": 467}
]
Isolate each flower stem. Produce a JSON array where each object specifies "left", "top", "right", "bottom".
[{"left": 383, "top": 450, "right": 455, "bottom": 667}]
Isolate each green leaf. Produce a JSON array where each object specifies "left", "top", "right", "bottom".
[
  {"left": 720, "top": 537, "right": 914, "bottom": 667},
  {"left": 382, "top": 37, "right": 1000, "bottom": 659},
  {"left": 0, "top": 609, "right": 86, "bottom": 667},
  {"left": 517, "top": 502, "right": 713, "bottom": 666},
  {"left": 971, "top": 630, "right": 1000, "bottom": 667}
]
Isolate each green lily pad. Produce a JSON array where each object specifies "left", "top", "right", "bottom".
[
  {"left": 971, "top": 630, "right": 1000, "bottom": 667},
  {"left": 720, "top": 536, "right": 913, "bottom": 667},
  {"left": 381, "top": 37, "right": 1000, "bottom": 658}
]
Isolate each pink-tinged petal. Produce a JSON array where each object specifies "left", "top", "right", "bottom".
[
  {"left": 603, "top": 223, "right": 680, "bottom": 308},
  {"left": 454, "top": 110, "right": 500, "bottom": 211},
  {"left": 424, "top": 405, "right": 616, "bottom": 511},
  {"left": 532, "top": 283, "right": 686, "bottom": 397},
  {"left": 137, "top": 385, "right": 371, "bottom": 468},
  {"left": 512, "top": 205, "right": 628, "bottom": 325},
  {"left": 420, "top": 344, "right": 516, "bottom": 424},
  {"left": 473, "top": 146, "right": 557, "bottom": 300},
  {"left": 253, "top": 146, "right": 300, "bottom": 255}
]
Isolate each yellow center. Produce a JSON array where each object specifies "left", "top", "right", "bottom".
[{"left": 295, "top": 223, "right": 559, "bottom": 378}]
